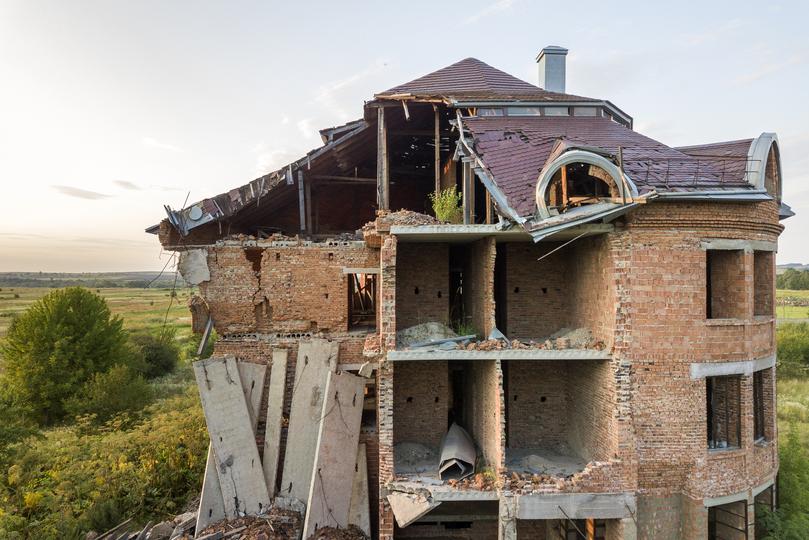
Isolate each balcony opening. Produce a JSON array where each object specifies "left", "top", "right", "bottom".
[
  {"left": 708, "top": 499, "right": 748, "bottom": 540},
  {"left": 348, "top": 272, "right": 377, "bottom": 330},
  {"left": 706, "top": 249, "right": 746, "bottom": 319},
  {"left": 753, "top": 251, "right": 774, "bottom": 317},
  {"left": 393, "top": 360, "right": 500, "bottom": 483},
  {"left": 707, "top": 375, "right": 741, "bottom": 450},
  {"left": 753, "top": 368, "right": 773, "bottom": 442},
  {"left": 494, "top": 238, "right": 613, "bottom": 348},
  {"left": 504, "top": 360, "right": 613, "bottom": 478}
]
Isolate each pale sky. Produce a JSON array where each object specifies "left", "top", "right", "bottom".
[{"left": 1, "top": 0, "right": 807, "bottom": 272}]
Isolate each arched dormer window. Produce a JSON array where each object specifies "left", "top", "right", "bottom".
[{"left": 535, "top": 150, "right": 637, "bottom": 220}]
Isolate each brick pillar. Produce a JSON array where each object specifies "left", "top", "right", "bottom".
[{"left": 378, "top": 234, "right": 397, "bottom": 539}]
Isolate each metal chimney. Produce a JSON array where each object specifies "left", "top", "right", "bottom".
[{"left": 537, "top": 46, "right": 568, "bottom": 93}]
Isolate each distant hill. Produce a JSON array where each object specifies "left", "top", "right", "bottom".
[
  {"left": 777, "top": 264, "right": 809, "bottom": 274},
  {"left": 0, "top": 271, "right": 188, "bottom": 289}
]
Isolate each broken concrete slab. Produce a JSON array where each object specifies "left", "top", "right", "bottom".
[
  {"left": 386, "top": 492, "right": 441, "bottom": 528},
  {"left": 516, "top": 492, "right": 636, "bottom": 520},
  {"left": 348, "top": 444, "right": 370, "bottom": 537},
  {"left": 262, "top": 348, "right": 288, "bottom": 495},
  {"left": 178, "top": 249, "right": 210, "bottom": 285},
  {"left": 197, "top": 361, "right": 267, "bottom": 532},
  {"left": 193, "top": 357, "right": 271, "bottom": 519},
  {"left": 281, "top": 339, "right": 338, "bottom": 502},
  {"left": 302, "top": 370, "right": 365, "bottom": 539}
]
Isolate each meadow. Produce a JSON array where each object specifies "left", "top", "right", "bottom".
[{"left": 776, "top": 289, "right": 809, "bottom": 320}]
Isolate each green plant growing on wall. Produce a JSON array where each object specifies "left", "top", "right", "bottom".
[{"left": 429, "top": 186, "right": 463, "bottom": 224}]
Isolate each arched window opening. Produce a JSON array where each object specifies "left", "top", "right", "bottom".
[
  {"left": 764, "top": 144, "right": 781, "bottom": 202},
  {"left": 544, "top": 163, "right": 620, "bottom": 215}
]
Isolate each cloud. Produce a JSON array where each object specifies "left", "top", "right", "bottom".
[
  {"left": 734, "top": 53, "right": 804, "bottom": 86},
  {"left": 142, "top": 136, "right": 183, "bottom": 152},
  {"left": 251, "top": 142, "right": 299, "bottom": 175},
  {"left": 296, "top": 119, "right": 318, "bottom": 140},
  {"left": 114, "top": 180, "right": 141, "bottom": 190},
  {"left": 682, "top": 18, "right": 744, "bottom": 46},
  {"left": 313, "top": 59, "right": 389, "bottom": 120},
  {"left": 51, "top": 185, "right": 111, "bottom": 200},
  {"left": 462, "top": 0, "right": 515, "bottom": 25}
]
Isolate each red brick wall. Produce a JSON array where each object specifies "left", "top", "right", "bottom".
[
  {"left": 463, "top": 237, "right": 496, "bottom": 337},
  {"left": 505, "top": 360, "right": 568, "bottom": 449},
  {"left": 461, "top": 360, "right": 503, "bottom": 471},
  {"left": 392, "top": 361, "right": 449, "bottom": 448},
  {"left": 395, "top": 243, "right": 449, "bottom": 330},
  {"left": 567, "top": 360, "right": 616, "bottom": 462}
]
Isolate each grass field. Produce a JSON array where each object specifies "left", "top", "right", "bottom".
[
  {"left": 777, "top": 289, "right": 809, "bottom": 320},
  {"left": 0, "top": 286, "right": 196, "bottom": 339}
]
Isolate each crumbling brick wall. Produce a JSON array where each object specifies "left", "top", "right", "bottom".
[
  {"left": 392, "top": 361, "right": 449, "bottom": 448},
  {"left": 201, "top": 241, "right": 378, "bottom": 335},
  {"left": 568, "top": 235, "right": 616, "bottom": 347},
  {"left": 395, "top": 243, "right": 449, "bottom": 330}
]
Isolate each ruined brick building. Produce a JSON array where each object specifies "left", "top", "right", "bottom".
[{"left": 149, "top": 47, "right": 790, "bottom": 540}]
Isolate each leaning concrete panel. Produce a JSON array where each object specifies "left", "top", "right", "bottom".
[
  {"left": 348, "top": 443, "right": 371, "bottom": 536},
  {"left": 262, "top": 348, "right": 288, "bottom": 495},
  {"left": 194, "top": 356, "right": 270, "bottom": 518},
  {"left": 280, "top": 339, "right": 338, "bottom": 502},
  {"left": 516, "top": 492, "right": 636, "bottom": 520},
  {"left": 196, "top": 361, "right": 266, "bottom": 532},
  {"left": 303, "top": 371, "right": 365, "bottom": 539}
]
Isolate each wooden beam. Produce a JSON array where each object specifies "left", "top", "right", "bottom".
[
  {"left": 305, "top": 178, "right": 313, "bottom": 233},
  {"left": 462, "top": 160, "right": 472, "bottom": 225},
  {"left": 561, "top": 164, "right": 568, "bottom": 207},
  {"left": 485, "top": 190, "right": 492, "bottom": 224},
  {"left": 434, "top": 105, "right": 440, "bottom": 197},
  {"left": 311, "top": 174, "right": 377, "bottom": 182},
  {"left": 298, "top": 170, "right": 306, "bottom": 234},
  {"left": 376, "top": 108, "right": 389, "bottom": 210}
]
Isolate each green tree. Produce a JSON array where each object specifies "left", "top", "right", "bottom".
[
  {"left": 0, "top": 287, "right": 131, "bottom": 425},
  {"left": 129, "top": 329, "right": 179, "bottom": 379},
  {"left": 65, "top": 365, "right": 153, "bottom": 423},
  {"left": 777, "top": 323, "right": 809, "bottom": 368}
]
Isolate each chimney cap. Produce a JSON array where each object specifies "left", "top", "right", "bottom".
[{"left": 536, "top": 46, "right": 569, "bottom": 62}]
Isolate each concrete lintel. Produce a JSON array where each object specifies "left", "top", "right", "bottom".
[
  {"left": 704, "top": 475, "right": 778, "bottom": 508},
  {"left": 342, "top": 267, "right": 380, "bottom": 274},
  {"left": 516, "top": 492, "right": 636, "bottom": 520},
  {"left": 752, "top": 476, "right": 776, "bottom": 497},
  {"left": 388, "top": 349, "right": 612, "bottom": 362},
  {"left": 689, "top": 354, "right": 775, "bottom": 379},
  {"left": 700, "top": 238, "right": 777, "bottom": 253}
]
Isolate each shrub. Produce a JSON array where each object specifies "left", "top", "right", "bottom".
[
  {"left": 777, "top": 323, "right": 809, "bottom": 369},
  {"left": 429, "top": 186, "right": 463, "bottom": 224},
  {"left": 65, "top": 365, "right": 154, "bottom": 423},
  {"left": 0, "top": 287, "right": 132, "bottom": 425},
  {"left": 130, "top": 329, "right": 179, "bottom": 379}
]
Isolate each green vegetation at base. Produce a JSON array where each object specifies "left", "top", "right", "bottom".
[
  {"left": 0, "top": 390, "right": 207, "bottom": 539},
  {"left": 429, "top": 186, "right": 463, "bottom": 224}
]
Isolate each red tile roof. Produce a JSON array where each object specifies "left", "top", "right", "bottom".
[
  {"left": 376, "top": 58, "right": 600, "bottom": 103},
  {"left": 463, "top": 116, "right": 753, "bottom": 217},
  {"left": 676, "top": 139, "right": 754, "bottom": 158}
]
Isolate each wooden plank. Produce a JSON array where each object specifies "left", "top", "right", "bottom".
[
  {"left": 280, "top": 339, "right": 339, "bottom": 502},
  {"left": 561, "top": 164, "right": 568, "bottom": 206},
  {"left": 305, "top": 178, "right": 313, "bottom": 233},
  {"left": 434, "top": 105, "right": 440, "bottom": 197},
  {"left": 193, "top": 357, "right": 271, "bottom": 519},
  {"left": 197, "top": 361, "right": 267, "bottom": 532},
  {"left": 376, "top": 108, "right": 389, "bottom": 210},
  {"left": 302, "top": 371, "right": 366, "bottom": 538},
  {"left": 348, "top": 443, "right": 371, "bottom": 536},
  {"left": 298, "top": 171, "right": 306, "bottom": 234},
  {"left": 463, "top": 161, "right": 472, "bottom": 225},
  {"left": 262, "top": 348, "right": 288, "bottom": 495}
]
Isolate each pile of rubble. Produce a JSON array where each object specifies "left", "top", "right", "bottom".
[
  {"left": 396, "top": 324, "right": 606, "bottom": 352},
  {"left": 374, "top": 209, "right": 440, "bottom": 227}
]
